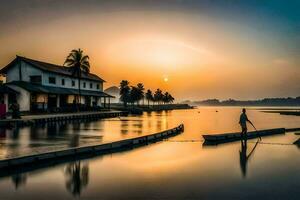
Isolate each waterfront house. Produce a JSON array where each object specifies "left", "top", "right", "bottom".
[{"left": 0, "top": 56, "right": 114, "bottom": 112}]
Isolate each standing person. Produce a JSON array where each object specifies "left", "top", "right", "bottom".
[{"left": 239, "top": 108, "right": 254, "bottom": 138}]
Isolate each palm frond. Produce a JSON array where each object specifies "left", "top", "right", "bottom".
[{"left": 81, "top": 55, "right": 89, "bottom": 62}]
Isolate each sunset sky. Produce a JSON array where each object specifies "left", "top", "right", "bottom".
[{"left": 0, "top": 0, "right": 299, "bottom": 100}]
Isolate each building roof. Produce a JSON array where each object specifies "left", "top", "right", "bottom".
[
  {"left": 0, "top": 84, "right": 19, "bottom": 94},
  {"left": 0, "top": 56, "right": 105, "bottom": 82},
  {"left": 6, "top": 81, "right": 114, "bottom": 98}
]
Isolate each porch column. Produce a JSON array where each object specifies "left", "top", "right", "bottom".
[
  {"left": 56, "top": 95, "right": 60, "bottom": 108},
  {"left": 108, "top": 97, "right": 111, "bottom": 109},
  {"left": 103, "top": 97, "right": 106, "bottom": 108}
]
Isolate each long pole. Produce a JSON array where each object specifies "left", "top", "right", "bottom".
[{"left": 250, "top": 123, "right": 261, "bottom": 140}]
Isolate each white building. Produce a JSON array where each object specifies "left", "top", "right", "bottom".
[{"left": 0, "top": 56, "right": 114, "bottom": 112}]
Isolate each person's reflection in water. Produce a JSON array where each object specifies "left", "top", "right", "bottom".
[
  {"left": 11, "top": 173, "right": 27, "bottom": 189},
  {"left": 239, "top": 138, "right": 259, "bottom": 178},
  {"left": 64, "top": 162, "right": 89, "bottom": 196}
]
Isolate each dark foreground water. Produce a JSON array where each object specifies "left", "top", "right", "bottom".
[{"left": 0, "top": 107, "right": 299, "bottom": 199}]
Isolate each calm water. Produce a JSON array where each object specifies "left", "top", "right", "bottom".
[{"left": 0, "top": 107, "right": 299, "bottom": 199}]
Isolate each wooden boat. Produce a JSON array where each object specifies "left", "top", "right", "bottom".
[{"left": 202, "top": 128, "right": 285, "bottom": 144}]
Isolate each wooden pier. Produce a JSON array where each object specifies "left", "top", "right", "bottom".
[
  {"left": 0, "top": 110, "right": 128, "bottom": 127},
  {"left": 0, "top": 124, "right": 184, "bottom": 170}
]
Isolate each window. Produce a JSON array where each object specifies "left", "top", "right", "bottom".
[
  {"left": 96, "top": 84, "right": 99, "bottom": 89},
  {"left": 83, "top": 82, "right": 86, "bottom": 88},
  {"left": 61, "top": 79, "right": 65, "bottom": 86},
  {"left": 90, "top": 83, "right": 93, "bottom": 89},
  {"left": 30, "top": 76, "right": 42, "bottom": 84},
  {"left": 49, "top": 77, "right": 56, "bottom": 84},
  {"left": 72, "top": 80, "right": 75, "bottom": 87}
]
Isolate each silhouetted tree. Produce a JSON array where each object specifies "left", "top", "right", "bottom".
[
  {"left": 168, "top": 94, "right": 175, "bottom": 103},
  {"left": 130, "top": 86, "right": 140, "bottom": 105},
  {"left": 162, "top": 92, "right": 169, "bottom": 104},
  {"left": 64, "top": 49, "right": 90, "bottom": 105},
  {"left": 119, "top": 80, "right": 130, "bottom": 107},
  {"left": 154, "top": 89, "right": 163, "bottom": 105},
  {"left": 136, "top": 83, "right": 145, "bottom": 105},
  {"left": 145, "top": 89, "right": 153, "bottom": 107}
]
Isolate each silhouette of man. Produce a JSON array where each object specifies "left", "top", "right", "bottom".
[{"left": 239, "top": 108, "right": 254, "bottom": 139}]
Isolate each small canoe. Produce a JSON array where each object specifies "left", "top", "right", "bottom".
[{"left": 203, "top": 128, "right": 285, "bottom": 144}]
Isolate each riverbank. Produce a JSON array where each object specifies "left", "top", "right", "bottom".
[{"left": 111, "top": 103, "right": 194, "bottom": 114}]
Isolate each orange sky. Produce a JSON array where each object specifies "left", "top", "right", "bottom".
[{"left": 0, "top": 1, "right": 299, "bottom": 100}]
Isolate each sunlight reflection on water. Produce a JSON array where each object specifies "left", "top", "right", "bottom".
[{"left": 0, "top": 107, "right": 299, "bottom": 199}]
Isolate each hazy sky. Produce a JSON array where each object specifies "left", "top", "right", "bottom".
[{"left": 0, "top": 0, "right": 299, "bottom": 100}]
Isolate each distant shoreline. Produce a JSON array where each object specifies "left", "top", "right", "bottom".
[
  {"left": 182, "top": 96, "right": 300, "bottom": 107},
  {"left": 193, "top": 105, "right": 300, "bottom": 107}
]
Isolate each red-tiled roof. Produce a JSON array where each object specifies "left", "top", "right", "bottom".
[{"left": 0, "top": 56, "right": 105, "bottom": 82}]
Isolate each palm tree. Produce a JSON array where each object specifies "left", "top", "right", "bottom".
[
  {"left": 168, "top": 94, "right": 175, "bottom": 104},
  {"left": 145, "top": 89, "right": 153, "bottom": 107},
  {"left": 64, "top": 49, "right": 90, "bottom": 105},
  {"left": 163, "top": 92, "right": 175, "bottom": 104},
  {"left": 130, "top": 86, "right": 140, "bottom": 105},
  {"left": 136, "top": 83, "right": 145, "bottom": 105},
  {"left": 154, "top": 89, "right": 163, "bottom": 105},
  {"left": 119, "top": 80, "right": 130, "bottom": 107},
  {"left": 163, "top": 92, "right": 170, "bottom": 104}
]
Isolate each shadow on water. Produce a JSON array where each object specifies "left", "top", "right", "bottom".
[
  {"left": 239, "top": 138, "right": 259, "bottom": 178},
  {"left": 203, "top": 137, "right": 260, "bottom": 178},
  {"left": 64, "top": 161, "right": 89, "bottom": 197}
]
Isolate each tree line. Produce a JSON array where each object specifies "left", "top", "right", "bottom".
[
  {"left": 189, "top": 97, "right": 300, "bottom": 106},
  {"left": 119, "top": 80, "right": 175, "bottom": 107}
]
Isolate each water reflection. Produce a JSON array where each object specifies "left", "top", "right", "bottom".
[
  {"left": 64, "top": 162, "right": 89, "bottom": 196},
  {"left": 120, "top": 119, "right": 129, "bottom": 134},
  {"left": 239, "top": 138, "right": 259, "bottom": 178},
  {"left": 133, "top": 119, "right": 143, "bottom": 134},
  {"left": 11, "top": 173, "right": 27, "bottom": 189}
]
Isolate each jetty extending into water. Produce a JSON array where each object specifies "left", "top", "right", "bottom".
[
  {"left": 0, "top": 110, "right": 127, "bottom": 127},
  {"left": 203, "top": 127, "right": 300, "bottom": 145},
  {"left": 0, "top": 124, "right": 184, "bottom": 170}
]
